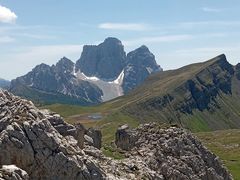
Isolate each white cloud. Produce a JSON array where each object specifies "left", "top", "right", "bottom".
[
  {"left": 123, "top": 35, "right": 193, "bottom": 46},
  {"left": 0, "top": 36, "right": 15, "bottom": 43},
  {"left": 98, "top": 23, "right": 150, "bottom": 31},
  {"left": 0, "top": 5, "right": 17, "bottom": 23},
  {"left": 202, "top": 7, "right": 222, "bottom": 13}
]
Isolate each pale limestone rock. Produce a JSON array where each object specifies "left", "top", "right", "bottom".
[
  {"left": 0, "top": 89, "right": 105, "bottom": 180},
  {"left": 0, "top": 165, "right": 29, "bottom": 180}
]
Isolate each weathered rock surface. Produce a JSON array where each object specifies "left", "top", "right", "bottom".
[
  {"left": 46, "top": 111, "right": 102, "bottom": 149},
  {"left": 115, "top": 124, "right": 137, "bottom": 151},
  {"left": 46, "top": 111, "right": 86, "bottom": 149},
  {"left": 86, "top": 128, "right": 102, "bottom": 149},
  {"left": 0, "top": 89, "right": 105, "bottom": 179},
  {"left": 114, "top": 123, "right": 233, "bottom": 179},
  {"left": 0, "top": 165, "right": 29, "bottom": 180}
]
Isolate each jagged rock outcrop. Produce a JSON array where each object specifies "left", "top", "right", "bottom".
[
  {"left": 0, "top": 89, "right": 105, "bottom": 179},
  {"left": 46, "top": 111, "right": 102, "bottom": 149},
  {"left": 10, "top": 57, "right": 103, "bottom": 105},
  {"left": 76, "top": 37, "right": 126, "bottom": 80},
  {"left": 46, "top": 111, "right": 86, "bottom": 149},
  {"left": 115, "top": 124, "right": 137, "bottom": 151},
  {"left": 0, "top": 165, "right": 29, "bottom": 180},
  {"left": 86, "top": 128, "right": 102, "bottom": 149},
  {"left": 123, "top": 45, "right": 162, "bottom": 93},
  {"left": 114, "top": 123, "right": 233, "bottom": 180}
]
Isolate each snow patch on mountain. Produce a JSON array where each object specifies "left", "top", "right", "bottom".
[
  {"left": 110, "top": 70, "right": 124, "bottom": 85},
  {"left": 79, "top": 72, "right": 101, "bottom": 81},
  {"left": 76, "top": 70, "right": 124, "bottom": 102}
]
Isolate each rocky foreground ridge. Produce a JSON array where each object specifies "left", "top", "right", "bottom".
[{"left": 0, "top": 89, "right": 232, "bottom": 179}]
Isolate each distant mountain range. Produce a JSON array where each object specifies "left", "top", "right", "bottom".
[
  {"left": 104, "top": 54, "right": 240, "bottom": 131},
  {"left": 9, "top": 37, "right": 162, "bottom": 105},
  {"left": 0, "top": 78, "right": 10, "bottom": 89}
]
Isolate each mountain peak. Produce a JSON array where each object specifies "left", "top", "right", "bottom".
[
  {"left": 55, "top": 57, "right": 74, "bottom": 74},
  {"left": 60, "top": 56, "right": 72, "bottom": 62},
  {"left": 206, "top": 54, "right": 233, "bottom": 74},
  {"left": 76, "top": 37, "right": 126, "bottom": 79},
  {"left": 216, "top": 53, "right": 226, "bottom": 59},
  {"left": 56, "top": 57, "right": 74, "bottom": 67},
  {"left": 208, "top": 54, "right": 227, "bottom": 64},
  {"left": 138, "top": 45, "right": 150, "bottom": 51},
  {"left": 123, "top": 45, "right": 162, "bottom": 93},
  {"left": 126, "top": 45, "right": 157, "bottom": 65},
  {"left": 103, "top": 37, "right": 122, "bottom": 44},
  {"left": 34, "top": 63, "right": 51, "bottom": 71},
  {"left": 128, "top": 45, "right": 153, "bottom": 58}
]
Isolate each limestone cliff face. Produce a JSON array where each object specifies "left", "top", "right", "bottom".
[
  {"left": 76, "top": 37, "right": 126, "bottom": 80},
  {"left": 0, "top": 165, "right": 29, "bottom": 180},
  {"left": 0, "top": 89, "right": 105, "bottom": 179}
]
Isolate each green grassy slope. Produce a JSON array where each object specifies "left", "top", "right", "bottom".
[
  {"left": 196, "top": 129, "right": 240, "bottom": 179},
  {"left": 43, "top": 103, "right": 139, "bottom": 143}
]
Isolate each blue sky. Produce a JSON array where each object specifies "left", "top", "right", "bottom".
[{"left": 1, "top": 0, "right": 240, "bottom": 80}]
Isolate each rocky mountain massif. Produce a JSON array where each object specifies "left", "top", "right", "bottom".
[
  {"left": 0, "top": 90, "right": 232, "bottom": 179},
  {"left": 105, "top": 54, "right": 240, "bottom": 131},
  {"left": 10, "top": 37, "right": 162, "bottom": 104},
  {"left": 10, "top": 57, "right": 103, "bottom": 105}
]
